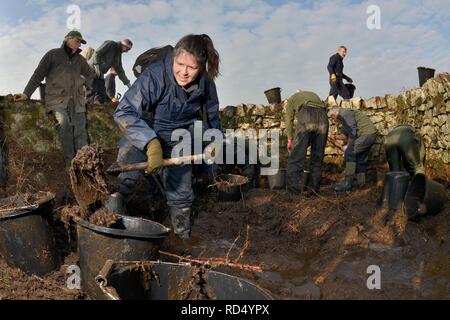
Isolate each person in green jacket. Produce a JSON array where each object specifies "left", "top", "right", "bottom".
[
  {"left": 93, "top": 39, "right": 133, "bottom": 87},
  {"left": 385, "top": 125, "right": 425, "bottom": 176},
  {"left": 14, "top": 31, "right": 94, "bottom": 166},
  {"left": 285, "top": 90, "right": 329, "bottom": 195},
  {"left": 87, "top": 39, "right": 133, "bottom": 105},
  {"left": 328, "top": 97, "right": 378, "bottom": 191}
]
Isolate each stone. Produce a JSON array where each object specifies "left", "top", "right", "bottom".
[
  {"left": 351, "top": 97, "right": 364, "bottom": 109},
  {"left": 236, "top": 104, "right": 247, "bottom": 117},
  {"left": 253, "top": 104, "right": 266, "bottom": 116},
  {"left": 222, "top": 105, "right": 236, "bottom": 117}
]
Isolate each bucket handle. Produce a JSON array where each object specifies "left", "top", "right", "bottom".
[{"left": 95, "top": 259, "right": 120, "bottom": 300}]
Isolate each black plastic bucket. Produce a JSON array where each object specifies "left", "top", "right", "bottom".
[
  {"left": 264, "top": 87, "right": 281, "bottom": 104},
  {"left": 76, "top": 214, "right": 170, "bottom": 299},
  {"left": 345, "top": 83, "right": 356, "bottom": 98},
  {"left": 0, "top": 192, "right": 58, "bottom": 276},
  {"left": 216, "top": 174, "right": 248, "bottom": 202},
  {"left": 378, "top": 171, "right": 411, "bottom": 210},
  {"left": 403, "top": 173, "right": 446, "bottom": 220},
  {"left": 96, "top": 260, "right": 274, "bottom": 300},
  {"left": 417, "top": 67, "right": 435, "bottom": 87},
  {"left": 267, "top": 168, "right": 286, "bottom": 190}
]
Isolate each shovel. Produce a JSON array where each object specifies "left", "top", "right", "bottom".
[{"left": 106, "top": 153, "right": 214, "bottom": 176}]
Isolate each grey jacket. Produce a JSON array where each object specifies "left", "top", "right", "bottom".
[
  {"left": 24, "top": 42, "right": 94, "bottom": 112},
  {"left": 93, "top": 40, "right": 130, "bottom": 86}
]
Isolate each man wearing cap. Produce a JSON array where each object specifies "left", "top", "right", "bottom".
[{"left": 14, "top": 31, "right": 94, "bottom": 166}]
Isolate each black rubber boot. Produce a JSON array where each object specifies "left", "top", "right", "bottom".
[{"left": 169, "top": 207, "right": 192, "bottom": 240}]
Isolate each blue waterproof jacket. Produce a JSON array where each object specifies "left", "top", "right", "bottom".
[{"left": 113, "top": 50, "right": 221, "bottom": 151}]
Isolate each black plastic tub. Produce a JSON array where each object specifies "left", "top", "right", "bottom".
[
  {"left": 403, "top": 173, "right": 446, "bottom": 220},
  {"left": 264, "top": 87, "right": 281, "bottom": 104},
  {"left": 76, "top": 214, "right": 170, "bottom": 299},
  {"left": 378, "top": 171, "right": 411, "bottom": 210},
  {"left": 216, "top": 174, "right": 248, "bottom": 202},
  {"left": 0, "top": 192, "right": 58, "bottom": 276},
  {"left": 96, "top": 260, "right": 274, "bottom": 300},
  {"left": 417, "top": 67, "right": 435, "bottom": 87}
]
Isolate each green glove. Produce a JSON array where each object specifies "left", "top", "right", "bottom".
[
  {"left": 13, "top": 93, "right": 28, "bottom": 102},
  {"left": 146, "top": 139, "right": 164, "bottom": 175}
]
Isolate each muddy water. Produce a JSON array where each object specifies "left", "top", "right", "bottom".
[{"left": 162, "top": 187, "right": 450, "bottom": 300}]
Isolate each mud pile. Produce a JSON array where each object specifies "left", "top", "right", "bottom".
[{"left": 66, "top": 144, "right": 117, "bottom": 227}]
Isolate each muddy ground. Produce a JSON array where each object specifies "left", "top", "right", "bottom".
[{"left": 0, "top": 165, "right": 449, "bottom": 300}]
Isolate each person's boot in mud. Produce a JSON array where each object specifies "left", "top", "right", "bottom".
[
  {"left": 334, "top": 162, "right": 356, "bottom": 192},
  {"left": 355, "top": 172, "right": 367, "bottom": 189},
  {"left": 169, "top": 207, "right": 193, "bottom": 240}
]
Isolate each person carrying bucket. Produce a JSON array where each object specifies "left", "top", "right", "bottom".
[
  {"left": 384, "top": 125, "right": 425, "bottom": 176},
  {"left": 327, "top": 46, "right": 353, "bottom": 100},
  {"left": 285, "top": 90, "right": 329, "bottom": 195},
  {"left": 111, "top": 34, "right": 221, "bottom": 240},
  {"left": 327, "top": 96, "right": 378, "bottom": 192},
  {"left": 87, "top": 39, "right": 133, "bottom": 105}
]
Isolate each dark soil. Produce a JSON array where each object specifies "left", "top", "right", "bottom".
[
  {"left": 69, "top": 144, "right": 109, "bottom": 213},
  {"left": 0, "top": 165, "right": 448, "bottom": 300}
]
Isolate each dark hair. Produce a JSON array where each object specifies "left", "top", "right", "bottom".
[
  {"left": 174, "top": 34, "right": 220, "bottom": 80},
  {"left": 339, "top": 46, "right": 347, "bottom": 51}
]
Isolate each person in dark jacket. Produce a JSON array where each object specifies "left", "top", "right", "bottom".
[
  {"left": 328, "top": 97, "right": 378, "bottom": 191},
  {"left": 87, "top": 39, "right": 133, "bottom": 105},
  {"left": 285, "top": 90, "right": 329, "bottom": 195},
  {"left": 111, "top": 34, "right": 221, "bottom": 239},
  {"left": 385, "top": 125, "right": 425, "bottom": 176},
  {"left": 14, "top": 31, "right": 94, "bottom": 166},
  {"left": 327, "top": 46, "right": 353, "bottom": 100}
]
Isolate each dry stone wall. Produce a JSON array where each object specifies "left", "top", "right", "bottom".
[{"left": 220, "top": 73, "right": 450, "bottom": 169}]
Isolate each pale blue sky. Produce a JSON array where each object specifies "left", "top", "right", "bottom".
[{"left": 1, "top": 0, "right": 450, "bottom": 105}]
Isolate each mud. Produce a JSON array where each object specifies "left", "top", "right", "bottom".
[
  {"left": 0, "top": 253, "right": 84, "bottom": 300},
  {"left": 0, "top": 191, "right": 54, "bottom": 216},
  {"left": 69, "top": 144, "right": 109, "bottom": 213},
  {"left": 0, "top": 168, "right": 449, "bottom": 300},
  {"left": 161, "top": 172, "right": 450, "bottom": 300}
]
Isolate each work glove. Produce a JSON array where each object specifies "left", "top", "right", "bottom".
[
  {"left": 111, "top": 98, "right": 119, "bottom": 104},
  {"left": 287, "top": 139, "right": 293, "bottom": 153},
  {"left": 346, "top": 77, "right": 353, "bottom": 84},
  {"left": 330, "top": 74, "right": 337, "bottom": 84},
  {"left": 13, "top": 93, "right": 28, "bottom": 102},
  {"left": 146, "top": 139, "right": 164, "bottom": 175}
]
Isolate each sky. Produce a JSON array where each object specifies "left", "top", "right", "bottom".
[{"left": 1, "top": 0, "right": 450, "bottom": 106}]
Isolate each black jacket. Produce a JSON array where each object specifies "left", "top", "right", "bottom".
[{"left": 327, "top": 53, "right": 350, "bottom": 81}]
